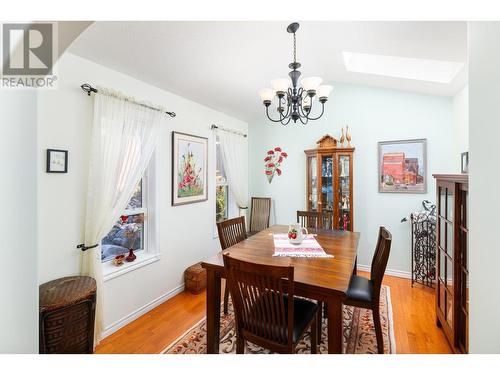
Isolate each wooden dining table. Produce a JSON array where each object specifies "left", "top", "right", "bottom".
[{"left": 201, "top": 225, "right": 360, "bottom": 354}]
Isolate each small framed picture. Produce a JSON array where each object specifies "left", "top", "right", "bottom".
[
  {"left": 46, "top": 149, "right": 68, "bottom": 173},
  {"left": 461, "top": 152, "right": 469, "bottom": 174}
]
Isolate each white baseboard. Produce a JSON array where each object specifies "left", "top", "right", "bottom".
[
  {"left": 101, "top": 283, "right": 185, "bottom": 339},
  {"left": 357, "top": 264, "right": 411, "bottom": 279}
]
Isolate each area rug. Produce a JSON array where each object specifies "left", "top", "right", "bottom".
[{"left": 163, "top": 285, "right": 395, "bottom": 354}]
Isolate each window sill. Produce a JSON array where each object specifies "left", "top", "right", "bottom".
[{"left": 102, "top": 252, "right": 160, "bottom": 282}]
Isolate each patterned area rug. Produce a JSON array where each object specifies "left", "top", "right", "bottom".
[{"left": 163, "top": 286, "right": 395, "bottom": 354}]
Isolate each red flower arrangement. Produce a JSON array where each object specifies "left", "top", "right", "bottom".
[{"left": 264, "top": 147, "right": 287, "bottom": 183}]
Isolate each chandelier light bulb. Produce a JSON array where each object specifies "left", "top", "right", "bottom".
[
  {"left": 317, "top": 85, "right": 334, "bottom": 100},
  {"left": 300, "top": 76, "right": 323, "bottom": 93},
  {"left": 258, "top": 88, "right": 275, "bottom": 104},
  {"left": 270, "top": 78, "right": 291, "bottom": 95}
]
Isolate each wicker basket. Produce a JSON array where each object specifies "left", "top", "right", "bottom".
[
  {"left": 185, "top": 262, "right": 207, "bottom": 294},
  {"left": 39, "top": 276, "right": 96, "bottom": 354}
]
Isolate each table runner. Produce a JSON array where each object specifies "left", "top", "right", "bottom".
[{"left": 272, "top": 234, "right": 334, "bottom": 257}]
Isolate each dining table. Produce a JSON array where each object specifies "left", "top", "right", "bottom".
[{"left": 201, "top": 224, "right": 360, "bottom": 354}]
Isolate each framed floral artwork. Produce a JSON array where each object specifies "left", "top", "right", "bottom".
[
  {"left": 172, "top": 131, "right": 208, "bottom": 206},
  {"left": 378, "top": 139, "right": 427, "bottom": 193}
]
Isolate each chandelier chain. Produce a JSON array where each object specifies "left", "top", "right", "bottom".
[{"left": 293, "top": 32, "right": 296, "bottom": 63}]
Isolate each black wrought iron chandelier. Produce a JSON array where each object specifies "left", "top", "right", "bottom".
[{"left": 258, "top": 22, "right": 333, "bottom": 125}]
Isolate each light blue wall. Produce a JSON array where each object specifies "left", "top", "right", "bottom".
[{"left": 249, "top": 83, "right": 455, "bottom": 274}]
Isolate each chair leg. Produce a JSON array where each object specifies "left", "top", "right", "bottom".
[
  {"left": 372, "top": 305, "right": 384, "bottom": 354},
  {"left": 223, "top": 285, "right": 229, "bottom": 315},
  {"left": 316, "top": 302, "right": 323, "bottom": 343},
  {"left": 310, "top": 316, "right": 318, "bottom": 354},
  {"left": 236, "top": 335, "right": 245, "bottom": 354}
]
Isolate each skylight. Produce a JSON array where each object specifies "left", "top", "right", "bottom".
[{"left": 342, "top": 52, "right": 464, "bottom": 84}]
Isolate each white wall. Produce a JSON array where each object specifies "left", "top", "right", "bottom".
[
  {"left": 37, "top": 53, "right": 247, "bottom": 334},
  {"left": 452, "top": 84, "right": 469, "bottom": 171},
  {"left": 468, "top": 22, "right": 500, "bottom": 353},
  {"left": 0, "top": 91, "right": 38, "bottom": 353},
  {"left": 249, "top": 83, "right": 454, "bottom": 274}
]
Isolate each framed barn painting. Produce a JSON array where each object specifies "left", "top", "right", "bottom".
[
  {"left": 172, "top": 131, "right": 208, "bottom": 206},
  {"left": 378, "top": 139, "right": 427, "bottom": 193}
]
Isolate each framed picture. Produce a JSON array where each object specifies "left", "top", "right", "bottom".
[
  {"left": 172, "top": 131, "right": 208, "bottom": 206},
  {"left": 46, "top": 149, "right": 68, "bottom": 173},
  {"left": 378, "top": 139, "right": 427, "bottom": 193},
  {"left": 461, "top": 152, "right": 469, "bottom": 173}
]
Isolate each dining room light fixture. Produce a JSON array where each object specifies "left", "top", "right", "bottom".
[{"left": 258, "top": 22, "right": 333, "bottom": 125}]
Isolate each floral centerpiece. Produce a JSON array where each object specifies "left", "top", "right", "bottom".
[{"left": 264, "top": 147, "right": 288, "bottom": 183}]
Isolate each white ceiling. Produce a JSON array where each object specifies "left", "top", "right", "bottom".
[{"left": 68, "top": 21, "right": 467, "bottom": 123}]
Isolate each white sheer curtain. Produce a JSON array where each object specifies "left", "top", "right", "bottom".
[
  {"left": 81, "top": 87, "right": 165, "bottom": 345},
  {"left": 216, "top": 129, "right": 248, "bottom": 218}
]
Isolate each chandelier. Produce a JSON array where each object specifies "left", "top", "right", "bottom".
[{"left": 258, "top": 22, "right": 333, "bottom": 125}]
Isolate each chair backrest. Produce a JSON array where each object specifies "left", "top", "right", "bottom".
[
  {"left": 370, "top": 227, "right": 393, "bottom": 293},
  {"left": 249, "top": 197, "right": 272, "bottom": 232},
  {"left": 223, "top": 254, "right": 295, "bottom": 350},
  {"left": 296, "top": 210, "right": 333, "bottom": 230},
  {"left": 217, "top": 216, "right": 247, "bottom": 250}
]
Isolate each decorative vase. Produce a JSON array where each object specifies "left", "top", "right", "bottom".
[
  {"left": 340, "top": 127, "right": 345, "bottom": 147},
  {"left": 346, "top": 125, "right": 352, "bottom": 147},
  {"left": 267, "top": 173, "right": 274, "bottom": 183},
  {"left": 126, "top": 248, "right": 136, "bottom": 262}
]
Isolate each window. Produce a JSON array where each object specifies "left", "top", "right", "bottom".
[
  {"left": 101, "top": 175, "right": 148, "bottom": 263},
  {"left": 216, "top": 137, "right": 229, "bottom": 223}
]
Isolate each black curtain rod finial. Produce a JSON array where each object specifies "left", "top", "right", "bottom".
[{"left": 81, "top": 83, "right": 97, "bottom": 96}]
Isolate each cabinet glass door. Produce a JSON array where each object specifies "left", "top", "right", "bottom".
[
  {"left": 458, "top": 188, "right": 469, "bottom": 352},
  {"left": 437, "top": 184, "right": 454, "bottom": 331},
  {"left": 338, "top": 154, "right": 351, "bottom": 230},
  {"left": 308, "top": 156, "right": 318, "bottom": 211},
  {"left": 320, "top": 155, "right": 334, "bottom": 213}
]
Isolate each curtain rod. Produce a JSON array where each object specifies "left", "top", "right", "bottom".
[
  {"left": 80, "top": 83, "right": 176, "bottom": 118},
  {"left": 211, "top": 124, "right": 247, "bottom": 138}
]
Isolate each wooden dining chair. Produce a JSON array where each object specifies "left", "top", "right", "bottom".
[
  {"left": 248, "top": 197, "right": 272, "bottom": 236},
  {"left": 343, "top": 227, "right": 392, "bottom": 353},
  {"left": 223, "top": 254, "right": 318, "bottom": 354},
  {"left": 297, "top": 210, "right": 333, "bottom": 230},
  {"left": 216, "top": 216, "right": 247, "bottom": 314}
]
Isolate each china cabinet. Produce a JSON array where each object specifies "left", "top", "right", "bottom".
[
  {"left": 304, "top": 135, "right": 354, "bottom": 230},
  {"left": 433, "top": 174, "right": 468, "bottom": 353}
]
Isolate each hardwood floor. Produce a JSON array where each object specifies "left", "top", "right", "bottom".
[{"left": 95, "top": 271, "right": 452, "bottom": 354}]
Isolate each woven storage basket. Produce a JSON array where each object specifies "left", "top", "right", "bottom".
[
  {"left": 39, "top": 276, "right": 96, "bottom": 354},
  {"left": 185, "top": 262, "right": 207, "bottom": 294}
]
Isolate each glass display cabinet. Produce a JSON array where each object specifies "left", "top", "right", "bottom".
[
  {"left": 433, "top": 174, "right": 468, "bottom": 353},
  {"left": 304, "top": 135, "right": 354, "bottom": 230}
]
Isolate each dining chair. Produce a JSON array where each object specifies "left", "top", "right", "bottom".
[
  {"left": 248, "top": 197, "right": 272, "bottom": 236},
  {"left": 216, "top": 216, "right": 247, "bottom": 314},
  {"left": 343, "top": 227, "right": 392, "bottom": 353},
  {"left": 297, "top": 210, "right": 333, "bottom": 230},
  {"left": 223, "top": 254, "right": 318, "bottom": 354}
]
